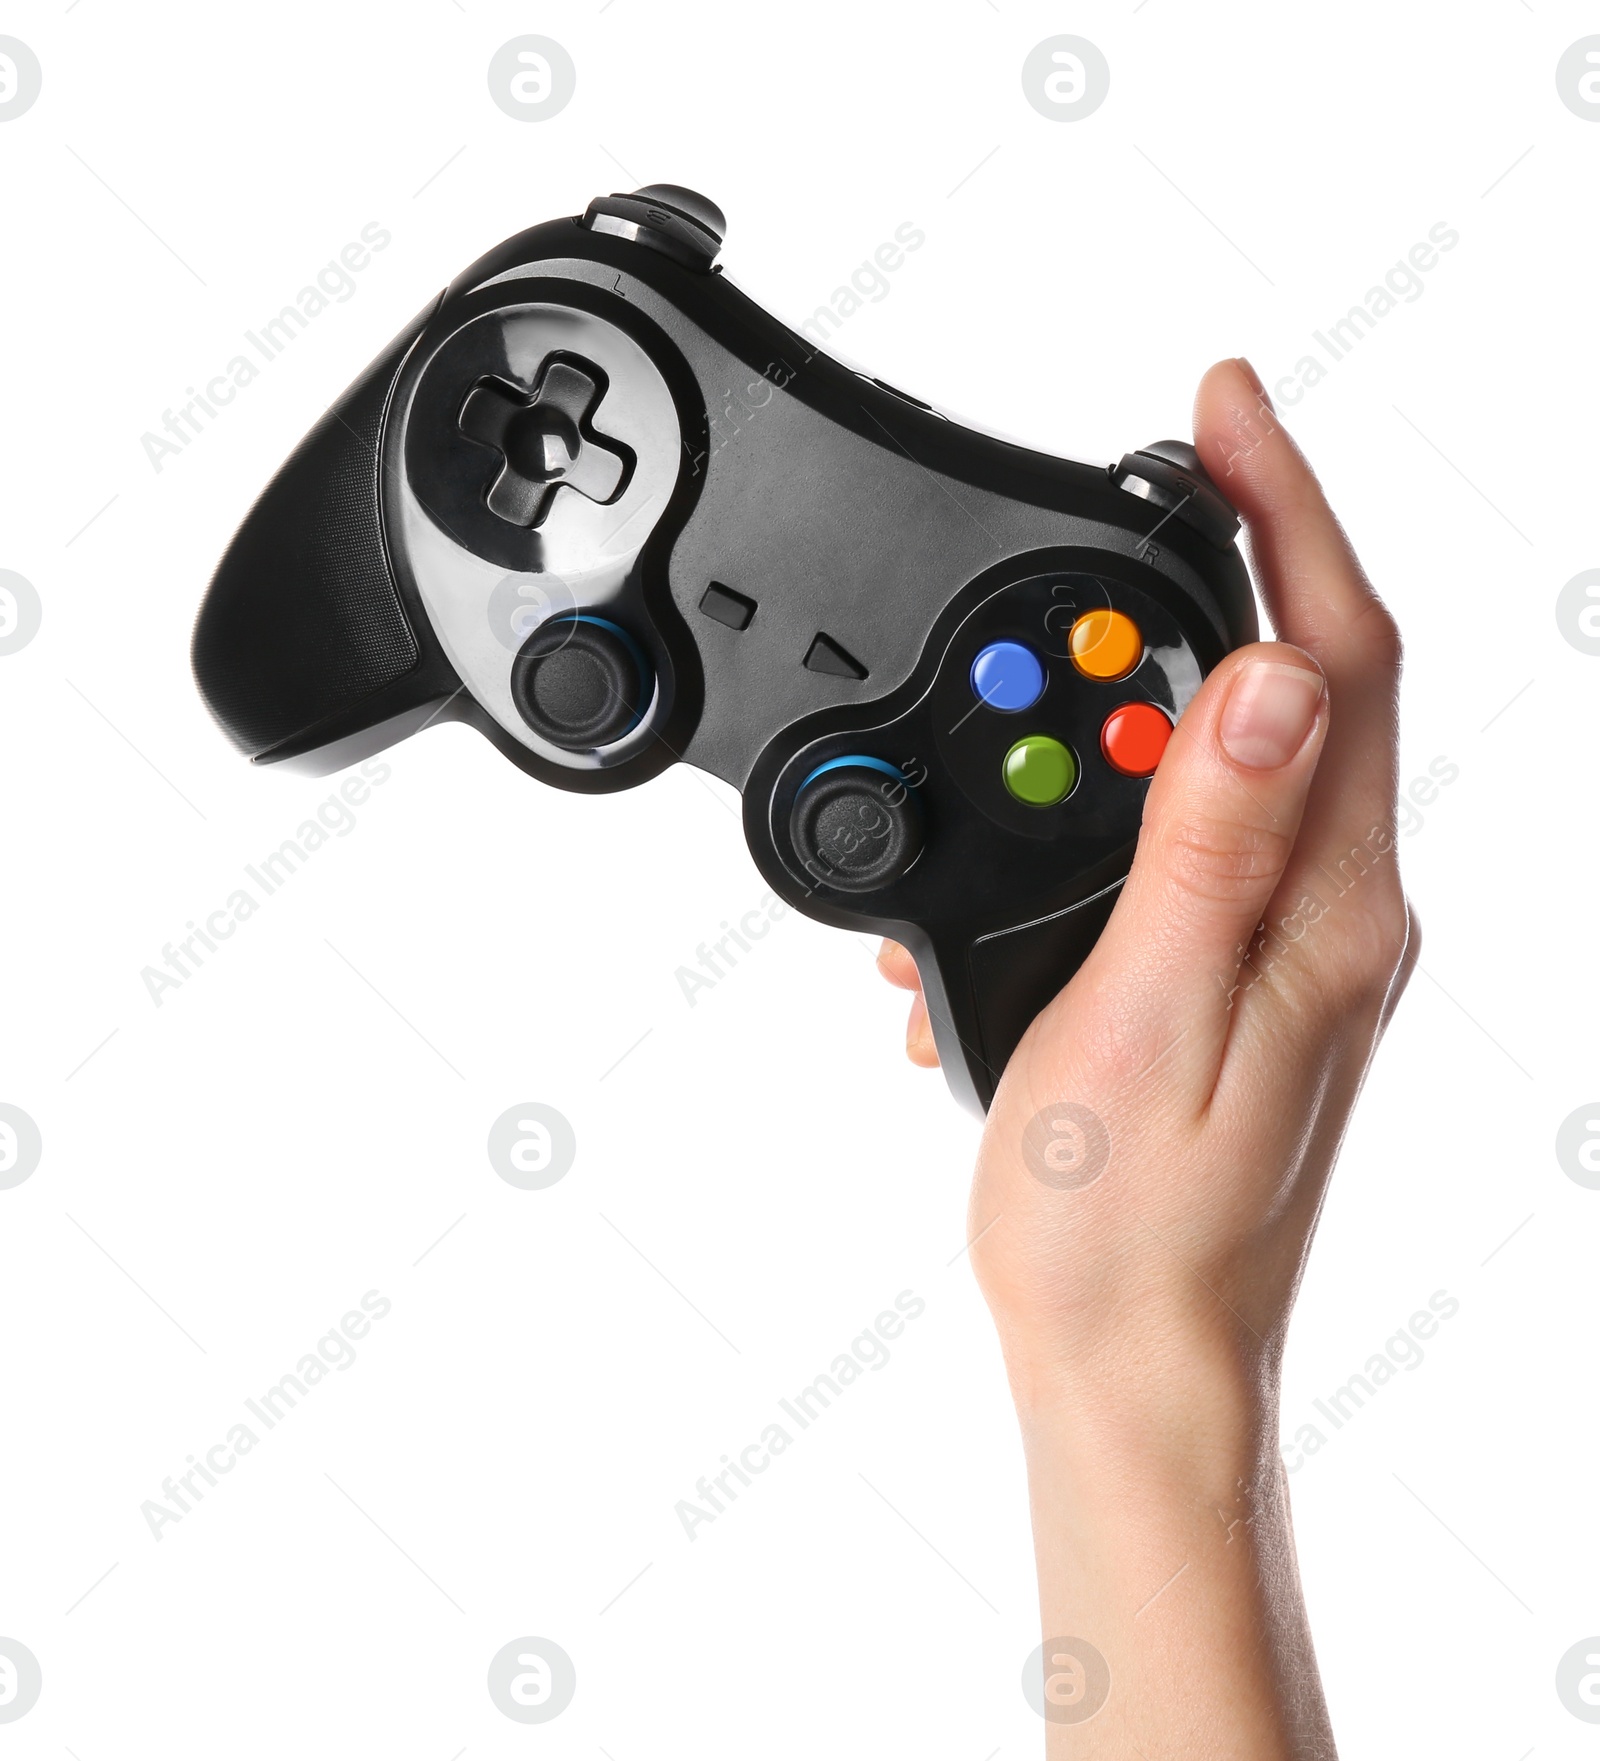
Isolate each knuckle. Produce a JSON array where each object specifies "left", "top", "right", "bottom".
[
  {"left": 1316, "top": 951, "right": 1389, "bottom": 1018},
  {"left": 1319, "top": 899, "right": 1412, "bottom": 1014},
  {"left": 1348, "top": 598, "right": 1404, "bottom": 671},
  {"left": 1371, "top": 877, "right": 1414, "bottom": 949},
  {"left": 1162, "top": 814, "right": 1295, "bottom": 907},
  {"left": 1069, "top": 997, "right": 1153, "bottom": 1085},
  {"left": 1028, "top": 973, "right": 1167, "bottom": 1094}
]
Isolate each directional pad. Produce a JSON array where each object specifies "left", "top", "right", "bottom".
[{"left": 458, "top": 357, "right": 634, "bottom": 530}]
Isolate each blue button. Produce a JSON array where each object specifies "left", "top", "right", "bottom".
[{"left": 971, "top": 641, "right": 1045, "bottom": 712}]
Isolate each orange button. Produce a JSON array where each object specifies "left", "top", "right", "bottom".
[
  {"left": 1068, "top": 609, "right": 1143, "bottom": 681},
  {"left": 1101, "top": 702, "right": 1172, "bottom": 777}
]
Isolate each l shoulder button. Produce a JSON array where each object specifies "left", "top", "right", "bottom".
[{"left": 581, "top": 184, "right": 725, "bottom": 271}]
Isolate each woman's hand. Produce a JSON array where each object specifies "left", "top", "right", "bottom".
[{"left": 880, "top": 358, "right": 1416, "bottom": 1756}]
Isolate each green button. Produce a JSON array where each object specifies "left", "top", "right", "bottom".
[{"left": 1003, "top": 735, "right": 1077, "bottom": 806}]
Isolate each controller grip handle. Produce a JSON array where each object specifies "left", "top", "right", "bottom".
[
  {"left": 192, "top": 298, "right": 458, "bottom": 769},
  {"left": 919, "top": 883, "right": 1124, "bottom": 1116}
]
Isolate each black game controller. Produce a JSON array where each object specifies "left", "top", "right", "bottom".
[{"left": 193, "top": 184, "right": 1257, "bottom": 1116}]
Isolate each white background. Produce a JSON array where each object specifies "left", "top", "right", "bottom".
[{"left": 2, "top": 1, "right": 1597, "bottom": 1754}]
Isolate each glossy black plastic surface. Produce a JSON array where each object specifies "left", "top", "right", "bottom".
[{"left": 193, "top": 189, "right": 1258, "bottom": 1115}]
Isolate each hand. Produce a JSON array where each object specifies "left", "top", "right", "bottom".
[{"left": 880, "top": 359, "right": 1416, "bottom": 1756}]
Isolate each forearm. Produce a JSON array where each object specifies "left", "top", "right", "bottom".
[
  {"left": 1014, "top": 1356, "right": 1334, "bottom": 1758},
  {"left": 890, "top": 357, "right": 1408, "bottom": 1755}
]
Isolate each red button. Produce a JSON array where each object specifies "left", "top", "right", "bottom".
[{"left": 1101, "top": 702, "right": 1172, "bottom": 777}]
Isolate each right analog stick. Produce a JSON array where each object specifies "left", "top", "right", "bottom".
[
  {"left": 511, "top": 614, "right": 650, "bottom": 751},
  {"left": 789, "top": 758, "right": 923, "bottom": 894}
]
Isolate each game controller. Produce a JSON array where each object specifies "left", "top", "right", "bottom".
[{"left": 192, "top": 184, "right": 1257, "bottom": 1116}]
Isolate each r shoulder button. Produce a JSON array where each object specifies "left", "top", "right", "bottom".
[{"left": 1112, "top": 438, "right": 1240, "bottom": 548}]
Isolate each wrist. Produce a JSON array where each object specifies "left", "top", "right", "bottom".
[
  {"left": 999, "top": 1310, "right": 1281, "bottom": 1461},
  {"left": 1005, "top": 1345, "right": 1330, "bottom": 1757},
  {"left": 1014, "top": 1353, "right": 1282, "bottom": 1560}
]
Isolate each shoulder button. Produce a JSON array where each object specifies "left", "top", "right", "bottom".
[
  {"left": 581, "top": 184, "right": 725, "bottom": 271},
  {"left": 1112, "top": 439, "right": 1240, "bottom": 549}
]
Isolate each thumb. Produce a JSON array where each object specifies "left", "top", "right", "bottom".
[{"left": 1084, "top": 641, "right": 1328, "bottom": 1065}]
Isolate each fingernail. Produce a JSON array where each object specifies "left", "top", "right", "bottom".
[
  {"left": 1235, "top": 356, "right": 1274, "bottom": 412},
  {"left": 1219, "top": 660, "right": 1324, "bottom": 770}
]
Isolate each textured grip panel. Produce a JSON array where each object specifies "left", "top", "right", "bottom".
[
  {"left": 964, "top": 886, "right": 1123, "bottom": 1097},
  {"left": 193, "top": 312, "right": 430, "bottom": 757},
  {"left": 919, "top": 883, "right": 1125, "bottom": 1115}
]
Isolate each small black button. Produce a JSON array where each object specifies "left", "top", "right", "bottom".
[
  {"left": 803, "top": 632, "right": 868, "bottom": 680},
  {"left": 511, "top": 615, "right": 650, "bottom": 751},
  {"left": 790, "top": 760, "right": 923, "bottom": 894},
  {"left": 699, "top": 582, "right": 756, "bottom": 631}
]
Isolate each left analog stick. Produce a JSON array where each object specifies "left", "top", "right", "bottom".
[{"left": 511, "top": 615, "right": 650, "bottom": 751}]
